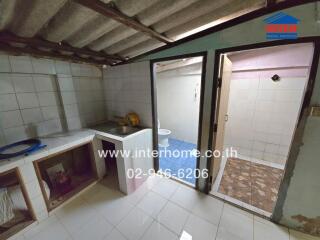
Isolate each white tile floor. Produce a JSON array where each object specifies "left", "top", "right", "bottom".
[{"left": 11, "top": 176, "right": 320, "bottom": 240}]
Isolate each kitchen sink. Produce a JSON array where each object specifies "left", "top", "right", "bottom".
[{"left": 107, "top": 126, "right": 140, "bottom": 136}]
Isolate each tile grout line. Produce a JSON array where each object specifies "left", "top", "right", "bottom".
[{"left": 214, "top": 202, "right": 225, "bottom": 240}]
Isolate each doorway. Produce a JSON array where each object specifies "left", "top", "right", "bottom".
[
  {"left": 209, "top": 42, "right": 315, "bottom": 216},
  {"left": 150, "top": 53, "right": 206, "bottom": 187}
]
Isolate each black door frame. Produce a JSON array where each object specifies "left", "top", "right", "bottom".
[
  {"left": 207, "top": 36, "right": 320, "bottom": 218},
  {"left": 149, "top": 51, "right": 207, "bottom": 189}
]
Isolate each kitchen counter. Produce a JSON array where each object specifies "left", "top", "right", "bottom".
[
  {"left": 0, "top": 129, "right": 96, "bottom": 172},
  {"left": 0, "top": 122, "right": 152, "bottom": 194},
  {"left": 0, "top": 121, "right": 147, "bottom": 172},
  {"left": 0, "top": 122, "right": 153, "bottom": 224}
]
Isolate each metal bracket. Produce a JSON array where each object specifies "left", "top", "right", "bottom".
[
  {"left": 217, "top": 77, "right": 222, "bottom": 88},
  {"left": 213, "top": 123, "right": 218, "bottom": 132},
  {"left": 310, "top": 106, "right": 320, "bottom": 117}
]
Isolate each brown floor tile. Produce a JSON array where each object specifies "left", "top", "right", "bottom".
[{"left": 218, "top": 158, "right": 284, "bottom": 213}]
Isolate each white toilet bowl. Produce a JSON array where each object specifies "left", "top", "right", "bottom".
[{"left": 158, "top": 129, "right": 171, "bottom": 147}]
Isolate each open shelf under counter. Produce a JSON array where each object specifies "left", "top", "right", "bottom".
[
  {"left": 33, "top": 141, "right": 98, "bottom": 212},
  {"left": 0, "top": 168, "right": 36, "bottom": 240}
]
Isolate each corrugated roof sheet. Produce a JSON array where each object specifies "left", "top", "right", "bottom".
[{"left": 0, "top": 0, "right": 269, "bottom": 64}]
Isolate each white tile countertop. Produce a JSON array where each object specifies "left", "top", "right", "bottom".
[
  {"left": 0, "top": 122, "right": 148, "bottom": 173},
  {"left": 0, "top": 129, "right": 95, "bottom": 173}
]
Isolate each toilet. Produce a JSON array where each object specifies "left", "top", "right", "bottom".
[{"left": 158, "top": 120, "right": 171, "bottom": 147}]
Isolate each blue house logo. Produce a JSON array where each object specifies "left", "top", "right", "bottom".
[{"left": 264, "top": 12, "right": 300, "bottom": 40}]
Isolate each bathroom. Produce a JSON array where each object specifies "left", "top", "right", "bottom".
[
  {"left": 154, "top": 56, "right": 204, "bottom": 185},
  {"left": 210, "top": 42, "right": 315, "bottom": 216}
]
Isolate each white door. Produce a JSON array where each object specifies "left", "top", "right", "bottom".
[{"left": 211, "top": 54, "right": 232, "bottom": 184}]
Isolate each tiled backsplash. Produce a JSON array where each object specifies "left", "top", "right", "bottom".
[
  {"left": 103, "top": 61, "right": 152, "bottom": 127},
  {"left": 0, "top": 53, "right": 104, "bottom": 145}
]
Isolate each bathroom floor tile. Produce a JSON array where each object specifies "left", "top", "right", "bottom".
[
  {"left": 218, "top": 158, "right": 283, "bottom": 213},
  {"left": 159, "top": 138, "right": 197, "bottom": 185}
]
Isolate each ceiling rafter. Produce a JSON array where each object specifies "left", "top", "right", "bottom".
[
  {"left": 265, "top": 0, "right": 277, "bottom": 7},
  {"left": 0, "top": 31, "right": 123, "bottom": 62},
  {"left": 73, "top": 0, "right": 174, "bottom": 44},
  {"left": 0, "top": 42, "right": 110, "bottom": 66}
]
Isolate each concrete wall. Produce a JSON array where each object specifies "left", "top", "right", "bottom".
[
  {"left": 0, "top": 54, "right": 105, "bottom": 145},
  {"left": 156, "top": 64, "right": 202, "bottom": 144},
  {"left": 138, "top": 2, "right": 320, "bottom": 235}
]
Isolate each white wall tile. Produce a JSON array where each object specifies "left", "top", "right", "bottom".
[
  {"left": 75, "top": 64, "right": 86, "bottom": 76},
  {"left": 12, "top": 74, "right": 35, "bottom": 93},
  {"left": 55, "top": 60, "right": 71, "bottom": 74},
  {"left": 0, "top": 94, "right": 19, "bottom": 111},
  {"left": 57, "top": 76, "right": 74, "bottom": 91},
  {"left": 3, "top": 126, "right": 28, "bottom": 143},
  {"left": 16, "top": 93, "right": 39, "bottom": 109},
  {"left": 102, "top": 61, "right": 152, "bottom": 126},
  {"left": 33, "top": 75, "right": 57, "bottom": 92},
  {"left": 251, "top": 150, "right": 264, "bottom": 159},
  {"left": 9, "top": 56, "right": 33, "bottom": 73},
  {"left": 21, "top": 108, "right": 43, "bottom": 124},
  {"left": 32, "top": 59, "right": 55, "bottom": 74},
  {"left": 66, "top": 117, "right": 82, "bottom": 130},
  {"left": 0, "top": 128, "right": 6, "bottom": 146},
  {"left": 265, "top": 143, "right": 279, "bottom": 154},
  {"left": 0, "top": 54, "right": 11, "bottom": 72},
  {"left": 0, "top": 74, "right": 14, "bottom": 94},
  {"left": 61, "top": 92, "right": 77, "bottom": 104},
  {"left": 0, "top": 110, "right": 23, "bottom": 128},
  {"left": 1, "top": 53, "right": 104, "bottom": 145},
  {"left": 41, "top": 106, "right": 61, "bottom": 120},
  {"left": 72, "top": 77, "right": 81, "bottom": 90},
  {"left": 64, "top": 104, "right": 79, "bottom": 118},
  {"left": 226, "top": 72, "right": 307, "bottom": 166},
  {"left": 79, "top": 78, "right": 92, "bottom": 90},
  {"left": 278, "top": 145, "right": 290, "bottom": 156},
  {"left": 91, "top": 66, "right": 102, "bottom": 77},
  {"left": 37, "top": 92, "right": 59, "bottom": 107},
  {"left": 37, "top": 119, "right": 63, "bottom": 136}
]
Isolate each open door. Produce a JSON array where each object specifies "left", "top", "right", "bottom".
[{"left": 210, "top": 55, "right": 232, "bottom": 183}]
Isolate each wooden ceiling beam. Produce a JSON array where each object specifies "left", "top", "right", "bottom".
[
  {"left": 73, "top": 0, "right": 174, "bottom": 44},
  {"left": 0, "top": 43, "right": 110, "bottom": 65},
  {"left": 0, "top": 31, "right": 123, "bottom": 61},
  {"left": 265, "top": 0, "right": 277, "bottom": 7}
]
